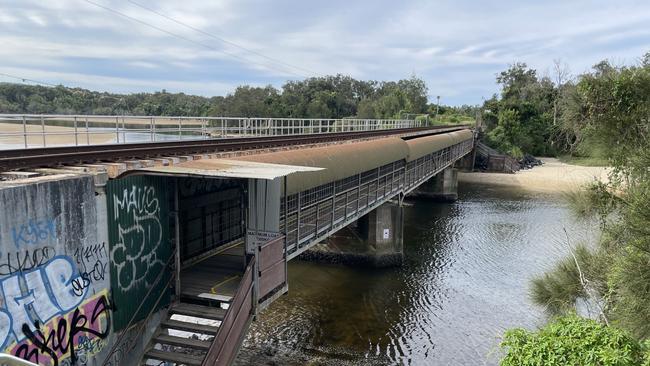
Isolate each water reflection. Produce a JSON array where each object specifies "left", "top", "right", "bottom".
[{"left": 237, "top": 182, "right": 599, "bottom": 365}]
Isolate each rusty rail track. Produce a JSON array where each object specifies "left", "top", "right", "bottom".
[{"left": 0, "top": 125, "right": 471, "bottom": 171}]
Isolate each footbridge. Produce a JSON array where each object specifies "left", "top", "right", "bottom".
[{"left": 0, "top": 115, "right": 475, "bottom": 366}]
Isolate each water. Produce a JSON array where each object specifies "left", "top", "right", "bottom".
[
  {"left": 236, "top": 181, "right": 599, "bottom": 365},
  {"left": 0, "top": 128, "right": 205, "bottom": 150}
]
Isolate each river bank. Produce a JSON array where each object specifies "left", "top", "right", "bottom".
[{"left": 459, "top": 158, "right": 610, "bottom": 194}]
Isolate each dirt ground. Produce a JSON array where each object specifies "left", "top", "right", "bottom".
[{"left": 459, "top": 158, "right": 610, "bottom": 193}]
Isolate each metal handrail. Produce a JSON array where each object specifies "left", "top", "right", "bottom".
[
  {"left": 0, "top": 114, "right": 423, "bottom": 149},
  {"left": 202, "top": 256, "right": 256, "bottom": 366},
  {"left": 101, "top": 249, "right": 177, "bottom": 366},
  {"left": 0, "top": 354, "right": 39, "bottom": 366}
]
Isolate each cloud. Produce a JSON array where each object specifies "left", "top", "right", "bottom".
[{"left": 0, "top": 0, "right": 648, "bottom": 105}]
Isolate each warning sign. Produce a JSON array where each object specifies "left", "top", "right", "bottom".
[{"left": 246, "top": 229, "right": 281, "bottom": 253}]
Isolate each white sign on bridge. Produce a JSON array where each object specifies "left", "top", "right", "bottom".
[{"left": 246, "top": 228, "right": 281, "bottom": 254}]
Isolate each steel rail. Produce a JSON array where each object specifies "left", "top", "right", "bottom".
[{"left": 0, "top": 125, "right": 471, "bottom": 171}]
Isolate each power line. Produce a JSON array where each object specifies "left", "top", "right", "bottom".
[
  {"left": 0, "top": 72, "right": 58, "bottom": 87},
  {"left": 127, "top": 0, "right": 321, "bottom": 77},
  {"left": 81, "top": 0, "right": 308, "bottom": 78}
]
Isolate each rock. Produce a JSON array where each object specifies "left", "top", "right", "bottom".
[{"left": 519, "top": 154, "right": 543, "bottom": 169}]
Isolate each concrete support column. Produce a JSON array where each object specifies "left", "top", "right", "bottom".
[
  {"left": 300, "top": 201, "right": 404, "bottom": 267},
  {"left": 361, "top": 201, "right": 404, "bottom": 267},
  {"left": 413, "top": 167, "right": 458, "bottom": 202}
]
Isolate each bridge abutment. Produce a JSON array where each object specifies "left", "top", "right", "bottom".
[{"left": 411, "top": 167, "right": 459, "bottom": 202}]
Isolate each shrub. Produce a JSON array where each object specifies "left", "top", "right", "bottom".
[{"left": 501, "top": 315, "right": 648, "bottom": 366}]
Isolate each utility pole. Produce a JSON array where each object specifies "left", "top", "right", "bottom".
[{"left": 436, "top": 95, "right": 440, "bottom": 119}]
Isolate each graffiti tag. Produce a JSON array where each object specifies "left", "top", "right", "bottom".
[
  {"left": 0, "top": 246, "right": 55, "bottom": 276},
  {"left": 11, "top": 219, "right": 56, "bottom": 247}
]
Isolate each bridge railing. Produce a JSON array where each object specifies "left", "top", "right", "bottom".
[
  {"left": 281, "top": 137, "right": 474, "bottom": 258},
  {"left": 0, "top": 114, "right": 422, "bottom": 150}
]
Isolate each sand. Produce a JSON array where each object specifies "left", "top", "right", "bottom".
[
  {"left": 0, "top": 122, "right": 116, "bottom": 148},
  {"left": 459, "top": 158, "right": 610, "bottom": 193}
]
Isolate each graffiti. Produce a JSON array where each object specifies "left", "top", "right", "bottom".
[
  {"left": 71, "top": 260, "right": 107, "bottom": 297},
  {"left": 0, "top": 256, "right": 89, "bottom": 349},
  {"left": 112, "top": 185, "right": 159, "bottom": 221},
  {"left": 76, "top": 335, "right": 105, "bottom": 358},
  {"left": 0, "top": 246, "right": 56, "bottom": 275},
  {"left": 107, "top": 177, "right": 170, "bottom": 330},
  {"left": 111, "top": 185, "right": 164, "bottom": 292},
  {"left": 11, "top": 218, "right": 56, "bottom": 247},
  {"left": 10, "top": 292, "right": 111, "bottom": 366},
  {"left": 72, "top": 243, "right": 108, "bottom": 297},
  {"left": 73, "top": 242, "right": 107, "bottom": 269}
]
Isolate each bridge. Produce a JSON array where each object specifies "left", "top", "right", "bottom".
[{"left": 0, "top": 115, "right": 476, "bottom": 366}]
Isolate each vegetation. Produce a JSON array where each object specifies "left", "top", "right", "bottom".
[
  {"left": 500, "top": 51, "right": 650, "bottom": 365},
  {"left": 481, "top": 63, "right": 559, "bottom": 158},
  {"left": 0, "top": 74, "right": 473, "bottom": 122},
  {"left": 501, "top": 315, "right": 650, "bottom": 366}
]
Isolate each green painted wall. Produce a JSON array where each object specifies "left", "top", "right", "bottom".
[{"left": 106, "top": 175, "right": 171, "bottom": 331}]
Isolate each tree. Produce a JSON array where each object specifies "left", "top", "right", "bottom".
[
  {"left": 356, "top": 99, "right": 377, "bottom": 118},
  {"left": 528, "top": 52, "right": 650, "bottom": 344},
  {"left": 481, "top": 63, "right": 558, "bottom": 156},
  {"left": 0, "top": 74, "right": 435, "bottom": 119}
]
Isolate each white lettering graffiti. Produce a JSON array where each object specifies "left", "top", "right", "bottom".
[{"left": 110, "top": 185, "right": 164, "bottom": 292}]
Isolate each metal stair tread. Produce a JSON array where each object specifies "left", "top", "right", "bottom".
[
  {"left": 154, "top": 333, "right": 212, "bottom": 350},
  {"left": 144, "top": 349, "right": 204, "bottom": 366},
  {"left": 170, "top": 302, "right": 227, "bottom": 321},
  {"left": 160, "top": 319, "right": 218, "bottom": 335}
]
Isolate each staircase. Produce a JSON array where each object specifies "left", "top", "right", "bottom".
[
  {"left": 140, "top": 235, "right": 285, "bottom": 366},
  {"left": 475, "top": 141, "right": 521, "bottom": 173},
  {"left": 141, "top": 300, "right": 230, "bottom": 366},
  {"left": 141, "top": 253, "right": 256, "bottom": 366}
]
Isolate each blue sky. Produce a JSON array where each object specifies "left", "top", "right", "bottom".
[{"left": 0, "top": 0, "right": 649, "bottom": 106}]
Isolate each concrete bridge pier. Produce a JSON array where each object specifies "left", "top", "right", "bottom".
[
  {"left": 300, "top": 200, "right": 404, "bottom": 267},
  {"left": 357, "top": 201, "right": 404, "bottom": 267},
  {"left": 412, "top": 167, "right": 459, "bottom": 202}
]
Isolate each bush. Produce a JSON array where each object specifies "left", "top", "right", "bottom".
[{"left": 500, "top": 315, "right": 649, "bottom": 366}]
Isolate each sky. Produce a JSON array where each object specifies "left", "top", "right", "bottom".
[{"left": 0, "top": 0, "right": 649, "bottom": 106}]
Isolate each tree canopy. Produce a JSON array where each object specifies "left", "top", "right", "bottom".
[{"left": 0, "top": 74, "right": 436, "bottom": 120}]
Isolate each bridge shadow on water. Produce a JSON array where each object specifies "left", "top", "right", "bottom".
[{"left": 235, "top": 181, "right": 598, "bottom": 366}]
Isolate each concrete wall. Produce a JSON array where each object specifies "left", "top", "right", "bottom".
[{"left": 0, "top": 174, "right": 160, "bottom": 366}]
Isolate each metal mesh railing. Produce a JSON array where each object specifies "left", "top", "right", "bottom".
[
  {"left": 0, "top": 114, "right": 422, "bottom": 149},
  {"left": 281, "top": 138, "right": 474, "bottom": 258}
]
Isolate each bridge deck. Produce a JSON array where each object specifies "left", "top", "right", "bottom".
[
  {"left": 180, "top": 244, "right": 245, "bottom": 303},
  {"left": 0, "top": 125, "right": 470, "bottom": 172}
]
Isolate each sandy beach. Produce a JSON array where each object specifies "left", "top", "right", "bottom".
[
  {"left": 0, "top": 122, "right": 116, "bottom": 147},
  {"left": 459, "top": 158, "right": 610, "bottom": 193}
]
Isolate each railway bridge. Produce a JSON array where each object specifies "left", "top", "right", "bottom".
[{"left": 0, "top": 115, "right": 475, "bottom": 366}]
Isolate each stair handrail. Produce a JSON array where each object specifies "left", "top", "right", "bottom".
[
  {"left": 0, "top": 354, "right": 39, "bottom": 366},
  {"left": 201, "top": 257, "right": 256, "bottom": 366},
  {"left": 101, "top": 248, "right": 177, "bottom": 366}
]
